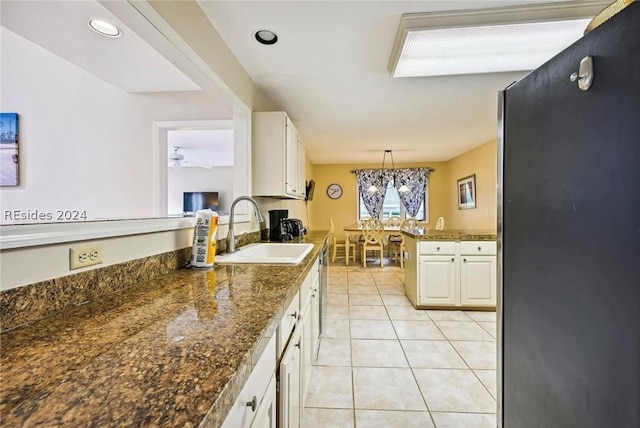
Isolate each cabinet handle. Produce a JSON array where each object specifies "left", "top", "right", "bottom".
[
  {"left": 291, "top": 311, "right": 298, "bottom": 319},
  {"left": 437, "top": 246, "right": 441, "bottom": 251},
  {"left": 478, "top": 246, "right": 482, "bottom": 251},
  {"left": 463, "top": 258, "right": 467, "bottom": 263},
  {"left": 451, "top": 258, "right": 455, "bottom": 262},
  {"left": 246, "top": 396, "right": 257, "bottom": 412},
  {"left": 295, "top": 340, "right": 301, "bottom": 348}
]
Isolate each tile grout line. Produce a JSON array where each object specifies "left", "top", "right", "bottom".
[{"left": 323, "top": 261, "right": 497, "bottom": 427}]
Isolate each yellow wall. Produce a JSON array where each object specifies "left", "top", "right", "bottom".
[
  {"left": 444, "top": 140, "right": 497, "bottom": 230},
  {"left": 310, "top": 161, "right": 447, "bottom": 240},
  {"left": 309, "top": 141, "right": 497, "bottom": 237}
]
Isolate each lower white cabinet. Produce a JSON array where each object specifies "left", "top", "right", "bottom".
[
  {"left": 279, "top": 325, "right": 302, "bottom": 428},
  {"left": 223, "top": 257, "right": 321, "bottom": 428},
  {"left": 460, "top": 255, "right": 497, "bottom": 306},
  {"left": 418, "top": 255, "right": 458, "bottom": 306},
  {"left": 252, "top": 375, "right": 277, "bottom": 428},
  {"left": 278, "top": 258, "right": 321, "bottom": 428},
  {"left": 222, "top": 334, "right": 276, "bottom": 428},
  {"left": 406, "top": 238, "right": 497, "bottom": 309}
]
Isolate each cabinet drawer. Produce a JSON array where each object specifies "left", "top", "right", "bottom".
[
  {"left": 460, "top": 241, "right": 497, "bottom": 255},
  {"left": 278, "top": 291, "right": 300, "bottom": 356},
  {"left": 222, "top": 334, "right": 276, "bottom": 428},
  {"left": 419, "top": 241, "right": 456, "bottom": 255}
]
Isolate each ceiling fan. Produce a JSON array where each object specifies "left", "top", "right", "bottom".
[{"left": 168, "top": 146, "right": 213, "bottom": 169}]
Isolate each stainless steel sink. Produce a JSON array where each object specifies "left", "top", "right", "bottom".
[{"left": 215, "top": 243, "right": 314, "bottom": 264}]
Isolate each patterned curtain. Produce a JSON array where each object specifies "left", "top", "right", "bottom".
[
  {"left": 354, "top": 169, "right": 391, "bottom": 218},
  {"left": 394, "top": 168, "right": 433, "bottom": 217}
]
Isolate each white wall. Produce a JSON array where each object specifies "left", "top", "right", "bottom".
[
  {"left": 168, "top": 166, "right": 234, "bottom": 215},
  {"left": 0, "top": 219, "right": 255, "bottom": 290},
  {"left": 0, "top": 27, "right": 232, "bottom": 224}
]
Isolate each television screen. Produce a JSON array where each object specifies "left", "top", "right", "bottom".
[
  {"left": 306, "top": 179, "right": 316, "bottom": 201},
  {"left": 183, "top": 192, "right": 219, "bottom": 214}
]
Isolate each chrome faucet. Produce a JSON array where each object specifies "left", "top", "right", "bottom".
[{"left": 227, "top": 196, "right": 264, "bottom": 253}]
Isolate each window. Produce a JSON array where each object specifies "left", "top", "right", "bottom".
[{"left": 358, "top": 182, "right": 428, "bottom": 221}]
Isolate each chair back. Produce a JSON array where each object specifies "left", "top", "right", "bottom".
[
  {"left": 362, "top": 218, "right": 384, "bottom": 245},
  {"left": 435, "top": 217, "right": 445, "bottom": 230},
  {"left": 329, "top": 217, "right": 336, "bottom": 235},
  {"left": 386, "top": 216, "right": 402, "bottom": 227},
  {"left": 401, "top": 218, "right": 420, "bottom": 232}
]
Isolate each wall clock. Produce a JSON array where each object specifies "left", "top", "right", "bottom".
[{"left": 327, "top": 183, "right": 343, "bottom": 199}]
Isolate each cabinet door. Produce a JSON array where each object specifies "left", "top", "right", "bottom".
[
  {"left": 252, "top": 375, "right": 277, "bottom": 428},
  {"left": 285, "top": 118, "right": 299, "bottom": 197},
  {"left": 279, "top": 327, "right": 302, "bottom": 428},
  {"left": 310, "top": 277, "right": 320, "bottom": 361},
  {"left": 418, "top": 255, "right": 457, "bottom": 306},
  {"left": 460, "top": 255, "right": 496, "bottom": 306},
  {"left": 298, "top": 141, "right": 306, "bottom": 198},
  {"left": 301, "top": 304, "right": 312, "bottom": 407},
  {"left": 222, "top": 335, "right": 276, "bottom": 428}
]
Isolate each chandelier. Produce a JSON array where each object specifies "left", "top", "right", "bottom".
[{"left": 367, "top": 150, "right": 410, "bottom": 194}]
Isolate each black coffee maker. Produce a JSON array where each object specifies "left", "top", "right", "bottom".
[{"left": 268, "top": 209, "right": 288, "bottom": 241}]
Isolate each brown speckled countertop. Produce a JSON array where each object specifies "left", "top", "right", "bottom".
[
  {"left": 0, "top": 231, "right": 329, "bottom": 428},
  {"left": 402, "top": 229, "right": 497, "bottom": 241}
]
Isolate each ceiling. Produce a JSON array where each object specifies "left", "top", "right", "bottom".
[
  {"left": 168, "top": 129, "right": 234, "bottom": 167},
  {"left": 197, "top": 0, "right": 603, "bottom": 164},
  {"left": 0, "top": 0, "right": 203, "bottom": 93},
  {"left": 1, "top": 0, "right": 606, "bottom": 165}
]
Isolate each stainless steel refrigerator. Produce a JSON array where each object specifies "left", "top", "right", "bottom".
[{"left": 498, "top": 3, "right": 639, "bottom": 427}]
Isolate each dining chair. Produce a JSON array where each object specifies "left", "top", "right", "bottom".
[
  {"left": 390, "top": 218, "right": 420, "bottom": 268},
  {"left": 361, "top": 218, "right": 385, "bottom": 268},
  {"left": 386, "top": 216, "right": 403, "bottom": 258},
  {"left": 435, "top": 217, "right": 445, "bottom": 230},
  {"left": 330, "top": 218, "right": 356, "bottom": 264}
]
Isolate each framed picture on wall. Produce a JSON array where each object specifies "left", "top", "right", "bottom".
[
  {"left": 457, "top": 174, "right": 476, "bottom": 209},
  {"left": 0, "top": 113, "right": 19, "bottom": 187}
]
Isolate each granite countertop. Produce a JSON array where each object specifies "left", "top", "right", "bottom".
[
  {"left": 402, "top": 229, "right": 497, "bottom": 241},
  {"left": 0, "top": 231, "right": 329, "bottom": 428}
]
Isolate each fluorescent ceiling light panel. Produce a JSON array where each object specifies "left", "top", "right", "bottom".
[
  {"left": 389, "top": 1, "right": 611, "bottom": 77},
  {"left": 395, "top": 19, "right": 590, "bottom": 77}
]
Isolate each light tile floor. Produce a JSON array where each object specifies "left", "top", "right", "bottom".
[{"left": 302, "top": 259, "right": 497, "bottom": 428}]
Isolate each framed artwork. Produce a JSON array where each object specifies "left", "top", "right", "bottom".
[
  {"left": 457, "top": 174, "right": 476, "bottom": 209},
  {"left": 0, "top": 113, "right": 19, "bottom": 186}
]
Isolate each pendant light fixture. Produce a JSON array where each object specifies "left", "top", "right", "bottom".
[{"left": 367, "top": 150, "right": 410, "bottom": 194}]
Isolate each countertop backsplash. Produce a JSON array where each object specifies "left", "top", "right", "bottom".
[{"left": 0, "top": 231, "right": 262, "bottom": 332}]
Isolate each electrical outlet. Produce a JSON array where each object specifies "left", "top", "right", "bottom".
[{"left": 70, "top": 246, "right": 103, "bottom": 270}]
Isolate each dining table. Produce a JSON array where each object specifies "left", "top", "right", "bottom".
[{"left": 342, "top": 223, "right": 405, "bottom": 266}]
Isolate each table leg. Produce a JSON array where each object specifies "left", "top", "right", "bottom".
[{"left": 345, "top": 232, "right": 351, "bottom": 266}]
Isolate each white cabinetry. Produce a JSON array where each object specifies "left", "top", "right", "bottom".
[
  {"left": 279, "top": 325, "right": 302, "bottom": 428},
  {"left": 252, "top": 375, "right": 277, "bottom": 428},
  {"left": 253, "top": 111, "right": 305, "bottom": 199},
  {"left": 278, "top": 259, "right": 321, "bottom": 428},
  {"left": 222, "top": 254, "right": 322, "bottom": 428},
  {"left": 222, "top": 335, "right": 276, "bottom": 428},
  {"left": 460, "top": 242, "right": 497, "bottom": 306},
  {"left": 405, "top": 238, "right": 497, "bottom": 309}
]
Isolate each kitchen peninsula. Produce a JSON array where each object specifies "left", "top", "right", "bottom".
[
  {"left": 403, "top": 229, "right": 498, "bottom": 310},
  {"left": 0, "top": 232, "right": 328, "bottom": 427}
]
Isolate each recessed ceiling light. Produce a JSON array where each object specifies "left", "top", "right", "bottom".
[
  {"left": 88, "top": 19, "right": 121, "bottom": 38},
  {"left": 389, "top": 1, "right": 611, "bottom": 77},
  {"left": 255, "top": 30, "right": 278, "bottom": 45}
]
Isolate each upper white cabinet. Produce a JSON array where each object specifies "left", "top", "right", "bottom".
[{"left": 253, "top": 111, "right": 305, "bottom": 199}]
